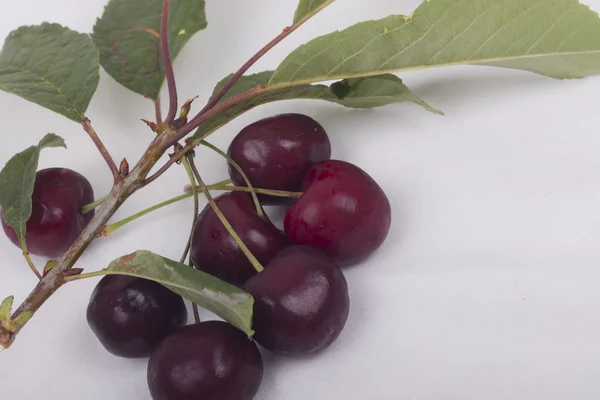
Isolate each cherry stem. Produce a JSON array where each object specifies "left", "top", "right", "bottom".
[
  {"left": 81, "top": 196, "right": 108, "bottom": 215},
  {"left": 154, "top": 98, "right": 163, "bottom": 124},
  {"left": 22, "top": 250, "right": 41, "bottom": 280},
  {"left": 182, "top": 154, "right": 205, "bottom": 325},
  {"left": 98, "top": 180, "right": 245, "bottom": 237},
  {"left": 192, "top": 304, "right": 201, "bottom": 324},
  {"left": 186, "top": 184, "right": 302, "bottom": 199},
  {"left": 199, "top": 140, "right": 263, "bottom": 218},
  {"left": 63, "top": 269, "right": 107, "bottom": 283},
  {"left": 161, "top": 0, "right": 178, "bottom": 123},
  {"left": 188, "top": 158, "right": 264, "bottom": 273},
  {"left": 179, "top": 154, "right": 200, "bottom": 264},
  {"left": 82, "top": 118, "right": 119, "bottom": 181},
  {"left": 100, "top": 192, "right": 192, "bottom": 237}
]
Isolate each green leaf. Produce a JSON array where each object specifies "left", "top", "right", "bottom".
[
  {"left": 271, "top": 0, "right": 600, "bottom": 86},
  {"left": 0, "top": 23, "right": 100, "bottom": 122},
  {"left": 0, "top": 134, "right": 66, "bottom": 248},
  {"left": 193, "top": 71, "right": 440, "bottom": 140},
  {"left": 92, "top": 0, "right": 207, "bottom": 99},
  {"left": 294, "top": 0, "right": 336, "bottom": 23},
  {"left": 106, "top": 250, "right": 254, "bottom": 336}
]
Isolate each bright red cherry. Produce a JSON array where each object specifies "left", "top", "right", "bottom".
[
  {"left": 1, "top": 168, "right": 95, "bottom": 258},
  {"left": 86, "top": 275, "right": 188, "bottom": 358},
  {"left": 190, "top": 191, "right": 289, "bottom": 286},
  {"left": 244, "top": 246, "right": 349, "bottom": 356},
  {"left": 227, "top": 113, "right": 331, "bottom": 202},
  {"left": 284, "top": 160, "right": 391, "bottom": 265},
  {"left": 148, "top": 321, "right": 263, "bottom": 400}
]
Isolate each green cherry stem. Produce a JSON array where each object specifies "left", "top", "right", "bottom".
[
  {"left": 188, "top": 158, "right": 265, "bottom": 273},
  {"left": 22, "top": 248, "right": 41, "bottom": 280},
  {"left": 179, "top": 155, "right": 200, "bottom": 264},
  {"left": 99, "top": 183, "right": 302, "bottom": 237},
  {"left": 185, "top": 184, "right": 302, "bottom": 199},
  {"left": 81, "top": 196, "right": 108, "bottom": 215},
  {"left": 181, "top": 154, "right": 202, "bottom": 325},
  {"left": 63, "top": 269, "right": 108, "bottom": 283},
  {"left": 199, "top": 140, "right": 264, "bottom": 218},
  {"left": 100, "top": 193, "right": 192, "bottom": 237}
]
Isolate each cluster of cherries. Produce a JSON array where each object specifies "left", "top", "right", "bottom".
[{"left": 1, "top": 114, "right": 392, "bottom": 399}]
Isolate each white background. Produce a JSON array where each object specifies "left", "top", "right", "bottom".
[{"left": 1, "top": 0, "right": 600, "bottom": 399}]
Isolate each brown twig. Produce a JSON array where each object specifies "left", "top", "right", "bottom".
[{"left": 0, "top": 134, "right": 172, "bottom": 349}]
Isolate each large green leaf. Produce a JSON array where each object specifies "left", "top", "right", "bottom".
[
  {"left": 0, "top": 24, "right": 99, "bottom": 122},
  {"left": 0, "top": 134, "right": 66, "bottom": 248},
  {"left": 193, "top": 71, "right": 440, "bottom": 141},
  {"left": 294, "top": 0, "right": 336, "bottom": 23},
  {"left": 271, "top": 0, "right": 600, "bottom": 86},
  {"left": 106, "top": 251, "right": 254, "bottom": 336},
  {"left": 92, "top": 0, "right": 207, "bottom": 99}
]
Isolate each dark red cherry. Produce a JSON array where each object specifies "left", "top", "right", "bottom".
[
  {"left": 227, "top": 113, "right": 331, "bottom": 203},
  {"left": 1, "top": 167, "right": 95, "bottom": 258},
  {"left": 86, "top": 275, "right": 187, "bottom": 358},
  {"left": 148, "top": 320, "right": 263, "bottom": 400},
  {"left": 244, "top": 246, "right": 349, "bottom": 356},
  {"left": 284, "top": 160, "right": 391, "bottom": 265},
  {"left": 190, "top": 191, "right": 289, "bottom": 286}
]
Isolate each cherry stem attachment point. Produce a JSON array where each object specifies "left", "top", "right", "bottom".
[
  {"left": 82, "top": 196, "right": 108, "bottom": 215},
  {"left": 161, "top": 0, "right": 178, "bottom": 123},
  {"left": 199, "top": 140, "right": 263, "bottom": 217},
  {"left": 188, "top": 158, "right": 264, "bottom": 273}
]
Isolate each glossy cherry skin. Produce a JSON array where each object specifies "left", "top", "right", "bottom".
[
  {"left": 148, "top": 320, "right": 263, "bottom": 400},
  {"left": 1, "top": 168, "right": 95, "bottom": 258},
  {"left": 244, "top": 246, "right": 349, "bottom": 356},
  {"left": 86, "top": 275, "right": 188, "bottom": 359},
  {"left": 227, "top": 113, "right": 331, "bottom": 202},
  {"left": 190, "top": 191, "right": 289, "bottom": 286},
  {"left": 284, "top": 160, "right": 391, "bottom": 265}
]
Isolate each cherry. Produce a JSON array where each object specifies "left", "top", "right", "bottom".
[
  {"left": 86, "top": 275, "right": 187, "bottom": 359},
  {"left": 284, "top": 160, "right": 391, "bottom": 265},
  {"left": 1, "top": 167, "right": 95, "bottom": 258},
  {"left": 148, "top": 320, "right": 263, "bottom": 400},
  {"left": 244, "top": 245, "right": 349, "bottom": 356},
  {"left": 227, "top": 113, "right": 331, "bottom": 202},
  {"left": 190, "top": 191, "right": 289, "bottom": 286}
]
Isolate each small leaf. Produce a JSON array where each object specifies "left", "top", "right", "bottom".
[
  {"left": 43, "top": 260, "right": 58, "bottom": 275},
  {"left": 0, "top": 296, "right": 14, "bottom": 323},
  {"left": 92, "top": 0, "right": 207, "bottom": 99},
  {"left": 194, "top": 71, "right": 440, "bottom": 140},
  {"left": 0, "top": 134, "right": 66, "bottom": 248},
  {"left": 106, "top": 251, "right": 254, "bottom": 336},
  {"left": 0, "top": 23, "right": 100, "bottom": 122},
  {"left": 271, "top": 0, "right": 600, "bottom": 86},
  {"left": 294, "top": 0, "right": 336, "bottom": 24}
]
